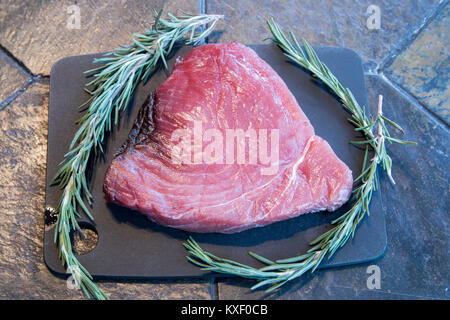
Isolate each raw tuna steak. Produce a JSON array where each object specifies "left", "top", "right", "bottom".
[{"left": 103, "top": 43, "right": 353, "bottom": 233}]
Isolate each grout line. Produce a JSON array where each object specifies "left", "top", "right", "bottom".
[
  {"left": 0, "top": 43, "right": 35, "bottom": 78},
  {"left": 376, "top": 72, "right": 450, "bottom": 130},
  {"left": 0, "top": 74, "right": 46, "bottom": 112},
  {"left": 0, "top": 79, "right": 34, "bottom": 112},
  {"left": 0, "top": 43, "right": 48, "bottom": 110},
  {"left": 200, "top": 0, "right": 206, "bottom": 14},
  {"left": 209, "top": 277, "right": 218, "bottom": 300},
  {"left": 201, "top": 0, "right": 210, "bottom": 44},
  {"left": 376, "top": 0, "right": 448, "bottom": 73},
  {"left": 196, "top": 0, "right": 208, "bottom": 45}
]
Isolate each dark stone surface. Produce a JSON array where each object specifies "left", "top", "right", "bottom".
[
  {"left": 206, "top": 0, "right": 440, "bottom": 72},
  {"left": 384, "top": 2, "right": 449, "bottom": 124},
  {"left": 0, "top": 0, "right": 200, "bottom": 75},
  {"left": 0, "top": 51, "right": 30, "bottom": 107},
  {"left": 0, "top": 0, "right": 213, "bottom": 300},
  {"left": 0, "top": 78, "right": 211, "bottom": 300},
  {"left": 216, "top": 75, "right": 449, "bottom": 299},
  {"left": 0, "top": 0, "right": 448, "bottom": 300}
]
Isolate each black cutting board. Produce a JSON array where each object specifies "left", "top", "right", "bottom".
[{"left": 44, "top": 44, "right": 387, "bottom": 278}]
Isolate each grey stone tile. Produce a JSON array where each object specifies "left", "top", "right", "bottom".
[
  {"left": 217, "top": 74, "right": 449, "bottom": 299},
  {"left": 366, "top": 74, "right": 449, "bottom": 300},
  {"left": 384, "top": 2, "right": 450, "bottom": 123},
  {"left": 0, "top": 51, "right": 30, "bottom": 106},
  {"left": 0, "top": 0, "right": 200, "bottom": 75},
  {"left": 206, "top": 0, "right": 440, "bottom": 71},
  {"left": 1, "top": 0, "right": 447, "bottom": 300},
  {"left": 0, "top": 81, "right": 211, "bottom": 299}
]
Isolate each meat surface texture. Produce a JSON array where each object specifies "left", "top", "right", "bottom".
[{"left": 103, "top": 43, "right": 353, "bottom": 233}]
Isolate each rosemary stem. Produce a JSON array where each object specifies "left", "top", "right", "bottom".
[
  {"left": 183, "top": 19, "right": 415, "bottom": 292},
  {"left": 52, "top": 10, "right": 223, "bottom": 300}
]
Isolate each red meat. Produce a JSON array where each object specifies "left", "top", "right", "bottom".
[{"left": 103, "top": 43, "right": 353, "bottom": 233}]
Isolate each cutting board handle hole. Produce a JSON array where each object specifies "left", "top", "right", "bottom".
[{"left": 71, "top": 222, "right": 98, "bottom": 255}]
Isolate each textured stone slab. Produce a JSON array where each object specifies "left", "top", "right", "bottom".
[
  {"left": 0, "top": 81, "right": 211, "bottom": 299},
  {"left": 216, "top": 75, "right": 449, "bottom": 299},
  {"left": 384, "top": 3, "right": 450, "bottom": 123},
  {"left": 0, "top": 0, "right": 200, "bottom": 75},
  {"left": 0, "top": 51, "right": 30, "bottom": 107},
  {"left": 1, "top": 0, "right": 448, "bottom": 300},
  {"left": 206, "top": 0, "right": 440, "bottom": 71}
]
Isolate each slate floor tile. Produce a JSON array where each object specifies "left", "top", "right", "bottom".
[
  {"left": 0, "top": 51, "right": 30, "bottom": 107},
  {"left": 366, "top": 74, "right": 449, "bottom": 300},
  {"left": 0, "top": 80, "right": 211, "bottom": 299},
  {"left": 216, "top": 74, "right": 449, "bottom": 299},
  {"left": 206, "top": 0, "right": 440, "bottom": 71},
  {"left": 0, "top": 0, "right": 200, "bottom": 76},
  {"left": 384, "top": 2, "right": 449, "bottom": 124},
  {"left": 1, "top": 0, "right": 448, "bottom": 300}
]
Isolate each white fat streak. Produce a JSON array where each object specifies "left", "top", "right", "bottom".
[
  {"left": 239, "top": 136, "right": 317, "bottom": 224},
  {"left": 286, "top": 136, "right": 316, "bottom": 189},
  {"left": 171, "top": 136, "right": 317, "bottom": 223}
]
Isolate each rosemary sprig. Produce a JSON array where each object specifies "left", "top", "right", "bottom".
[
  {"left": 183, "top": 18, "right": 416, "bottom": 292},
  {"left": 52, "top": 10, "right": 223, "bottom": 300}
]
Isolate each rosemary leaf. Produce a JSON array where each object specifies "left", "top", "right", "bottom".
[
  {"left": 183, "top": 18, "right": 416, "bottom": 292},
  {"left": 52, "top": 10, "right": 223, "bottom": 300}
]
